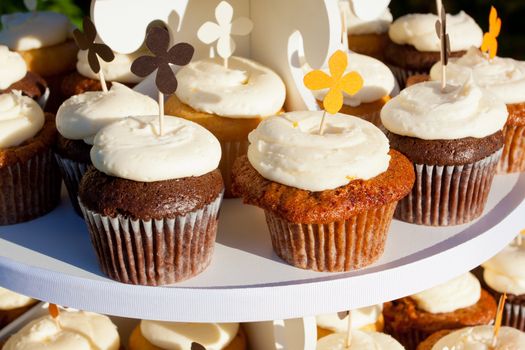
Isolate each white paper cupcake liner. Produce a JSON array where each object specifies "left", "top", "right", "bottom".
[
  {"left": 220, "top": 139, "right": 249, "bottom": 198},
  {"left": 79, "top": 193, "right": 223, "bottom": 286},
  {"left": 54, "top": 154, "right": 90, "bottom": 215},
  {"left": 499, "top": 124, "right": 525, "bottom": 173},
  {"left": 395, "top": 149, "right": 502, "bottom": 226}
]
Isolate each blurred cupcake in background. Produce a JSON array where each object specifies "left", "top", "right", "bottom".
[
  {"left": 0, "top": 287, "right": 36, "bottom": 330},
  {"left": 316, "top": 305, "right": 384, "bottom": 339},
  {"left": 317, "top": 330, "right": 404, "bottom": 350}
]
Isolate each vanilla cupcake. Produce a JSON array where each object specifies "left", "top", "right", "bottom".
[
  {"left": 430, "top": 47, "right": 525, "bottom": 173},
  {"left": 165, "top": 56, "right": 286, "bottom": 197},
  {"left": 78, "top": 115, "right": 223, "bottom": 285},
  {"left": 317, "top": 330, "right": 404, "bottom": 350},
  {"left": 385, "top": 12, "right": 482, "bottom": 87},
  {"left": 129, "top": 321, "right": 246, "bottom": 350},
  {"left": 316, "top": 305, "right": 384, "bottom": 339},
  {"left": 2, "top": 309, "right": 120, "bottom": 350},
  {"left": 55, "top": 83, "right": 158, "bottom": 214},
  {"left": 308, "top": 52, "right": 395, "bottom": 127},
  {"left": 0, "top": 288, "right": 36, "bottom": 329},
  {"left": 381, "top": 78, "right": 507, "bottom": 226}
]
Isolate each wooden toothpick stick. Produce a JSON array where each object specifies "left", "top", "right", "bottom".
[
  {"left": 158, "top": 91, "right": 164, "bottom": 136},
  {"left": 318, "top": 111, "right": 327, "bottom": 135},
  {"left": 346, "top": 311, "right": 353, "bottom": 348},
  {"left": 492, "top": 293, "right": 507, "bottom": 348}
]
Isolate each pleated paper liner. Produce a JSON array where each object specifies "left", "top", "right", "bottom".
[
  {"left": 387, "top": 65, "right": 427, "bottom": 89},
  {"left": 265, "top": 201, "right": 397, "bottom": 272},
  {"left": 383, "top": 325, "right": 431, "bottom": 350},
  {"left": 54, "top": 154, "right": 90, "bottom": 216},
  {"left": 499, "top": 124, "right": 525, "bottom": 173},
  {"left": 220, "top": 139, "right": 249, "bottom": 198},
  {"left": 0, "top": 149, "right": 61, "bottom": 225},
  {"left": 79, "top": 193, "right": 223, "bottom": 286},
  {"left": 395, "top": 149, "right": 502, "bottom": 226},
  {"left": 485, "top": 287, "right": 525, "bottom": 332}
]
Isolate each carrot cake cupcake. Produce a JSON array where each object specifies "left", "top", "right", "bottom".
[
  {"left": 317, "top": 330, "right": 404, "bottom": 349},
  {"left": 0, "top": 287, "right": 36, "bottom": 329},
  {"left": 316, "top": 305, "right": 384, "bottom": 339}
]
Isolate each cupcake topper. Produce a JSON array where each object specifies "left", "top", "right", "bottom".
[
  {"left": 518, "top": 229, "right": 525, "bottom": 246},
  {"left": 191, "top": 342, "right": 206, "bottom": 350},
  {"left": 434, "top": 2, "right": 450, "bottom": 92},
  {"left": 48, "top": 303, "right": 61, "bottom": 329},
  {"left": 492, "top": 292, "right": 507, "bottom": 348},
  {"left": 197, "top": 1, "right": 253, "bottom": 69},
  {"left": 481, "top": 7, "right": 502, "bottom": 61},
  {"left": 73, "top": 17, "right": 115, "bottom": 93},
  {"left": 24, "top": 0, "right": 37, "bottom": 12},
  {"left": 131, "top": 26, "right": 194, "bottom": 136},
  {"left": 304, "top": 50, "right": 363, "bottom": 135}
]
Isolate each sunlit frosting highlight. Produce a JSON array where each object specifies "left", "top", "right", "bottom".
[
  {"left": 341, "top": 2, "right": 392, "bottom": 35},
  {"left": 316, "top": 305, "right": 383, "bottom": 332},
  {"left": 0, "top": 287, "right": 34, "bottom": 310},
  {"left": 77, "top": 49, "right": 145, "bottom": 84},
  {"left": 0, "top": 92, "right": 44, "bottom": 148},
  {"left": 0, "top": 46, "right": 27, "bottom": 89},
  {"left": 482, "top": 237, "right": 525, "bottom": 295}
]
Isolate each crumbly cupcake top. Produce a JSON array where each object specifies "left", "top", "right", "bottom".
[
  {"left": 430, "top": 47, "right": 525, "bottom": 105},
  {"left": 0, "top": 287, "right": 34, "bottom": 310},
  {"left": 341, "top": 3, "right": 392, "bottom": 35},
  {"left": 56, "top": 83, "right": 158, "bottom": 145},
  {"left": 0, "top": 46, "right": 27, "bottom": 90},
  {"left": 3, "top": 310, "right": 120, "bottom": 350},
  {"left": 381, "top": 78, "right": 508, "bottom": 140},
  {"left": 247, "top": 111, "right": 390, "bottom": 192},
  {"left": 432, "top": 326, "right": 525, "bottom": 350},
  {"left": 410, "top": 273, "right": 481, "bottom": 314},
  {"left": 91, "top": 115, "right": 221, "bottom": 182},
  {"left": 389, "top": 12, "right": 482, "bottom": 52},
  {"left": 316, "top": 305, "right": 382, "bottom": 333},
  {"left": 0, "top": 92, "right": 44, "bottom": 148},
  {"left": 140, "top": 321, "right": 239, "bottom": 349},
  {"left": 175, "top": 56, "right": 286, "bottom": 118},
  {"left": 0, "top": 11, "right": 71, "bottom": 51},
  {"left": 482, "top": 237, "right": 525, "bottom": 295},
  {"left": 77, "top": 49, "right": 145, "bottom": 84},
  {"left": 317, "top": 331, "right": 404, "bottom": 350},
  {"left": 308, "top": 52, "right": 395, "bottom": 107}
]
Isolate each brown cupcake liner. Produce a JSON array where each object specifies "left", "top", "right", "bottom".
[
  {"left": 79, "top": 193, "right": 223, "bottom": 286},
  {"left": 0, "top": 149, "right": 61, "bottom": 225},
  {"left": 387, "top": 65, "right": 427, "bottom": 89},
  {"left": 395, "top": 149, "right": 502, "bottom": 226},
  {"left": 264, "top": 202, "right": 397, "bottom": 272},
  {"left": 220, "top": 139, "right": 249, "bottom": 198},
  {"left": 485, "top": 287, "right": 525, "bottom": 331},
  {"left": 359, "top": 109, "right": 382, "bottom": 128},
  {"left": 498, "top": 124, "right": 525, "bottom": 173},
  {"left": 384, "top": 325, "right": 431, "bottom": 350},
  {"left": 54, "top": 154, "right": 91, "bottom": 216},
  {"left": 36, "top": 87, "right": 50, "bottom": 110}
]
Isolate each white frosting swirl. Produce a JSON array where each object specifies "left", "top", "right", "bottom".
[
  {"left": 175, "top": 56, "right": 286, "bottom": 118},
  {"left": 0, "top": 287, "right": 34, "bottom": 310},
  {"left": 432, "top": 326, "right": 525, "bottom": 350},
  {"left": 316, "top": 305, "right": 383, "bottom": 333},
  {"left": 56, "top": 83, "right": 158, "bottom": 145},
  {"left": 317, "top": 331, "right": 404, "bottom": 350},
  {"left": 381, "top": 79, "right": 508, "bottom": 140},
  {"left": 0, "top": 46, "right": 27, "bottom": 89},
  {"left": 0, "top": 92, "right": 44, "bottom": 148},
  {"left": 3, "top": 310, "right": 120, "bottom": 350},
  {"left": 341, "top": 3, "right": 392, "bottom": 35},
  {"left": 77, "top": 49, "right": 144, "bottom": 84},
  {"left": 248, "top": 111, "right": 390, "bottom": 192},
  {"left": 309, "top": 52, "right": 395, "bottom": 107},
  {"left": 389, "top": 12, "right": 482, "bottom": 52},
  {"left": 140, "top": 321, "right": 239, "bottom": 350},
  {"left": 482, "top": 238, "right": 525, "bottom": 295},
  {"left": 91, "top": 115, "right": 221, "bottom": 182},
  {"left": 0, "top": 12, "right": 71, "bottom": 51},
  {"left": 411, "top": 273, "right": 481, "bottom": 314},
  {"left": 430, "top": 47, "right": 525, "bottom": 104}
]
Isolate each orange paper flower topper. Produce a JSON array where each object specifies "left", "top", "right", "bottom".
[
  {"left": 304, "top": 50, "right": 363, "bottom": 115},
  {"left": 48, "top": 303, "right": 60, "bottom": 319},
  {"left": 481, "top": 6, "right": 502, "bottom": 60}
]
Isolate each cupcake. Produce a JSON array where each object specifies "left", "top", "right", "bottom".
[
  {"left": 0, "top": 46, "right": 47, "bottom": 105},
  {"left": 317, "top": 330, "right": 404, "bottom": 350},
  {"left": 0, "top": 288, "right": 36, "bottom": 329},
  {"left": 232, "top": 111, "right": 414, "bottom": 272},
  {"left": 2, "top": 309, "right": 120, "bottom": 350},
  {"left": 385, "top": 12, "right": 482, "bottom": 87},
  {"left": 430, "top": 47, "right": 525, "bottom": 173},
  {"left": 417, "top": 326, "right": 525, "bottom": 350},
  {"left": 316, "top": 305, "right": 384, "bottom": 339},
  {"left": 164, "top": 56, "right": 286, "bottom": 198},
  {"left": 307, "top": 52, "right": 395, "bottom": 127},
  {"left": 340, "top": 1, "right": 393, "bottom": 60},
  {"left": 0, "top": 92, "right": 61, "bottom": 225},
  {"left": 129, "top": 321, "right": 246, "bottom": 350},
  {"left": 383, "top": 273, "right": 497, "bottom": 350},
  {"left": 381, "top": 78, "right": 507, "bottom": 226},
  {"left": 481, "top": 236, "right": 525, "bottom": 331},
  {"left": 55, "top": 83, "right": 158, "bottom": 214},
  {"left": 78, "top": 115, "right": 223, "bottom": 285}
]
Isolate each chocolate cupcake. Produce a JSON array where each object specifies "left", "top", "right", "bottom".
[
  {"left": 381, "top": 79, "right": 507, "bottom": 226},
  {"left": 55, "top": 83, "right": 158, "bottom": 215},
  {"left": 317, "top": 330, "right": 404, "bottom": 349},
  {"left": 481, "top": 236, "right": 525, "bottom": 331},
  {"left": 384, "top": 273, "right": 497, "bottom": 350},
  {"left": 78, "top": 115, "right": 224, "bottom": 285},
  {"left": 384, "top": 12, "right": 482, "bottom": 87},
  {"left": 0, "top": 92, "right": 61, "bottom": 225},
  {"left": 0, "top": 287, "right": 36, "bottom": 330},
  {"left": 232, "top": 111, "right": 414, "bottom": 272}
]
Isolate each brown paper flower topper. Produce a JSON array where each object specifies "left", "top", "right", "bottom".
[
  {"left": 434, "top": 3, "right": 450, "bottom": 91},
  {"left": 191, "top": 342, "right": 206, "bottom": 350}
]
